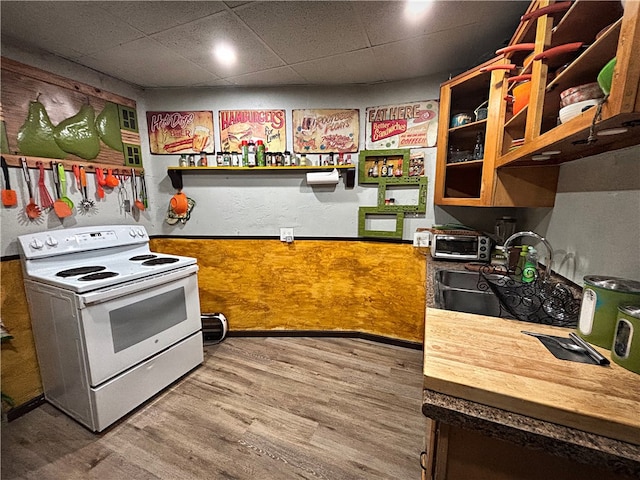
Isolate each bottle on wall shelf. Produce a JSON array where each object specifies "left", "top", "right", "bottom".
[
  {"left": 395, "top": 160, "right": 403, "bottom": 177},
  {"left": 232, "top": 152, "right": 239, "bottom": 167},
  {"left": 247, "top": 141, "right": 256, "bottom": 167},
  {"left": 372, "top": 160, "right": 379, "bottom": 177},
  {"left": 241, "top": 141, "right": 249, "bottom": 166},
  {"left": 198, "top": 151, "right": 208, "bottom": 167},
  {"left": 521, "top": 246, "right": 538, "bottom": 283},
  {"left": 179, "top": 154, "right": 188, "bottom": 167},
  {"left": 380, "top": 158, "right": 388, "bottom": 176},
  {"left": 256, "top": 140, "right": 265, "bottom": 166}
]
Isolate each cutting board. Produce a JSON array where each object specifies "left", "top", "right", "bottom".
[{"left": 423, "top": 308, "right": 640, "bottom": 445}]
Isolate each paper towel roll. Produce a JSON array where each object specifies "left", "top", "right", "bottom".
[{"left": 306, "top": 168, "right": 339, "bottom": 185}]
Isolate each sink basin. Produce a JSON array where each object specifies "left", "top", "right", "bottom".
[
  {"left": 434, "top": 269, "right": 503, "bottom": 317},
  {"left": 439, "top": 288, "right": 502, "bottom": 317},
  {"left": 434, "top": 269, "right": 488, "bottom": 291}
]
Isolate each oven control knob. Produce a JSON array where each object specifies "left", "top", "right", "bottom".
[
  {"left": 136, "top": 228, "right": 144, "bottom": 237},
  {"left": 45, "top": 236, "right": 58, "bottom": 247},
  {"left": 30, "top": 238, "right": 44, "bottom": 250},
  {"left": 129, "top": 229, "right": 137, "bottom": 238}
]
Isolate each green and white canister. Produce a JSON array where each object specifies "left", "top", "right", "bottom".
[
  {"left": 577, "top": 276, "right": 640, "bottom": 348},
  {"left": 611, "top": 304, "right": 640, "bottom": 375}
]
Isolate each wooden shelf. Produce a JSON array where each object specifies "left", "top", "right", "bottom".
[
  {"left": 167, "top": 164, "right": 357, "bottom": 189},
  {"left": 168, "top": 164, "right": 355, "bottom": 172},
  {"left": 1, "top": 153, "right": 141, "bottom": 172}
]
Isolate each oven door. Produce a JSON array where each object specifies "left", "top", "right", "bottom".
[{"left": 78, "top": 265, "right": 201, "bottom": 386}]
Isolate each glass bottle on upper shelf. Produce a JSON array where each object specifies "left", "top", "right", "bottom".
[{"left": 473, "top": 131, "right": 484, "bottom": 160}]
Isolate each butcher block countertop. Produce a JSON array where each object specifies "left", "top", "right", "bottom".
[{"left": 422, "top": 308, "right": 640, "bottom": 472}]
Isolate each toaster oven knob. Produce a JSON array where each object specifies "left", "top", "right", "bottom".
[
  {"left": 129, "top": 229, "right": 137, "bottom": 237},
  {"left": 45, "top": 236, "right": 58, "bottom": 247},
  {"left": 136, "top": 228, "right": 144, "bottom": 237},
  {"left": 30, "top": 238, "right": 44, "bottom": 250}
]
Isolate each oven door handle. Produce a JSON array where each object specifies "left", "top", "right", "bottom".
[{"left": 78, "top": 264, "right": 199, "bottom": 307}]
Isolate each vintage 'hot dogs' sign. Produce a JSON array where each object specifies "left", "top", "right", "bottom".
[
  {"left": 365, "top": 101, "right": 438, "bottom": 150},
  {"left": 146, "top": 111, "right": 214, "bottom": 154},
  {"left": 292, "top": 109, "right": 359, "bottom": 153},
  {"left": 219, "top": 109, "right": 286, "bottom": 153}
]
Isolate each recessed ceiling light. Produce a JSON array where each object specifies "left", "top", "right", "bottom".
[
  {"left": 214, "top": 43, "right": 237, "bottom": 66},
  {"left": 597, "top": 127, "right": 628, "bottom": 136},
  {"left": 541, "top": 150, "right": 561, "bottom": 155},
  {"left": 404, "top": 0, "right": 433, "bottom": 20}
]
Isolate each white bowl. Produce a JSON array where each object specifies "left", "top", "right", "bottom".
[{"left": 559, "top": 99, "right": 599, "bottom": 124}]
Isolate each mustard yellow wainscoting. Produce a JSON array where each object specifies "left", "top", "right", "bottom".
[
  {"left": 1, "top": 260, "right": 43, "bottom": 410},
  {"left": 151, "top": 239, "right": 427, "bottom": 342}
]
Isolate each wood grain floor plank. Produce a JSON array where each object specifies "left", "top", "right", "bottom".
[{"left": 2, "top": 337, "right": 424, "bottom": 479}]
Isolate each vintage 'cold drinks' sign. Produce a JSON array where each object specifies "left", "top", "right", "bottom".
[
  {"left": 146, "top": 111, "right": 214, "bottom": 154},
  {"left": 365, "top": 101, "right": 438, "bottom": 150},
  {"left": 219, "top": 109, "right": 286, "bottom": 153}
]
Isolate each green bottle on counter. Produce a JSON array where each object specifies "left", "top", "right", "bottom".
[
  {"left": 516, "top": 245, "right": 528, "bottom": 278},
  {"left": 522, "top": 247, "right": 537, "bottom": 283}
]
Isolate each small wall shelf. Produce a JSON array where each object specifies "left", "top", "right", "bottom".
[{"left": 167, "top": 164, "right": 357, "bottom": 189}]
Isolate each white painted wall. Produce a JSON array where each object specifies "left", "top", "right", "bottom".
[
  {"left": 2, "top": 43, "right": 639, "bottom": 286},
  {"left": 143, "top": 81, "right": 439, "bottom": 239}
]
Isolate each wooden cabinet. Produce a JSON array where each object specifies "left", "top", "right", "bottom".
[
  {"left": 435, "top": 0, "right": 640, "bottom": 207},
  {"left": 434, "top": 57, "right": 559, "bottom": 207},
  {"left": 422, "top": 421, "right": 635, "bottom": 480}
]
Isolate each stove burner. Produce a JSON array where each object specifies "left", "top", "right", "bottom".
[
  {"left": 142, "top": 257, "right": 180, "bottom": 266},
  {"left": 56, "top": 266, "right": 106, "bottom": 277},
  {"left": 129, "top": 255, "right": 157, "bottom": 261},
  {"left": 78, "top": 272, "right": 119, "bottom": 281}
]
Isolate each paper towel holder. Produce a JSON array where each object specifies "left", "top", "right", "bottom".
[{"left": 306, "top": 168, "right": 340, "bottom": 186}]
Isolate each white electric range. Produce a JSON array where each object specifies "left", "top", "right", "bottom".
[{"left": 18, "top": 225, "right": 203, "bottom": 432}]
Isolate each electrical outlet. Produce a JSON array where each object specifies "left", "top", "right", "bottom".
[
  {"left": 413, "top": 231, "right": 430, "bottom": 247},
  {"left": 280, "top": 227, "right": 294, "bottom": 243}
]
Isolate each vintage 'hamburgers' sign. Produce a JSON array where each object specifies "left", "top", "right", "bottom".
[
  {"left": 365, "top": 100, "right": 438, "bottom": 150},
  {"left": 219, "top": 109, "right": 286, "bottom": 153}
]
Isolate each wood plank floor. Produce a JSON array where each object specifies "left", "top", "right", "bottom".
[{"left": 1, "top": 337, "right": 426, "bottom": 479}]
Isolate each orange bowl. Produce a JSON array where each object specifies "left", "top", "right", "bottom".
[
  {"left": 512, "top": 81, "right": 531, "bottom": 115},
  {"left": 170, "top": 192, "right": 188, "bottom": 215}
]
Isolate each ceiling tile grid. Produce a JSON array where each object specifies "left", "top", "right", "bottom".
[{"left": 0, "top": 1, "right": 529, "bottom": 88}]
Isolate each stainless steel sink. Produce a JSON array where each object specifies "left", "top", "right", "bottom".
[
  {"left": 434, "top": 269, "right": 488, "bottom": 291},
  {"left": 434, "top": 269, "right": 503, "bottom": 317}
]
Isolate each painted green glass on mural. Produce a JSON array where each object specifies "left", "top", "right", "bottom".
[
  {"left": 17, "top": 100, "right": 67, "bottom": 159},
  {"left": 96, "top": 102, "right": 123, "bottom": 152},
  {"left": 53, "top": 104, "right": 100, "bottom": 160}
]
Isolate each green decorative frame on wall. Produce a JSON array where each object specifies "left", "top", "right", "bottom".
[{"left": 357, "top": 148, "right": 427, "bottom": 239}]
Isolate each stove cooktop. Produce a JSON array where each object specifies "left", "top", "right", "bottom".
[{"left": 19, "top": 225, "right": 198, "bottom": 294}]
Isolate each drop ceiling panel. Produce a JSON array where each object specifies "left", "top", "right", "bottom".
[
  {"left": 99, "top": 1, "right": 228, "bottom": 35},
  {"left": 226, "top": 66, "right": 307, "bottom": 87},
  {"left": 0, "top": 1, "right": 144, "bottom": 60},
  {"left": 236, "top": 1, "right": 369, "bottom": 64},
  {"left": 292, "top": 49, "right": 386, "bottom": 85},
  {"left": 80, "top": 37, "right": 222, "bottom": 88},
  {"left": 0, "top": 1, "right": 528, "bottom": 89},
  {"left": 356, "top": 1, "right": 528, "bottom": 46},
  {"left": 150, "top": 10, "right": 285, "bottom": 78}
]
